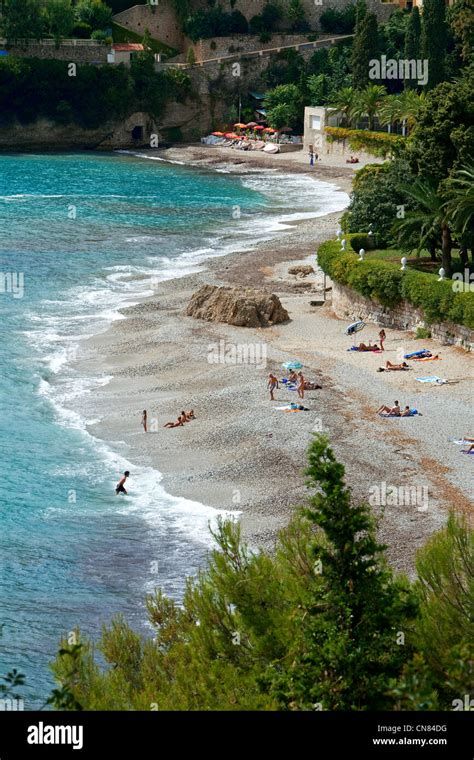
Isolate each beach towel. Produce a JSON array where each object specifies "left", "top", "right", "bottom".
[
  {"left": 461, "top": 450, "right": 474, "bottom": 455},
  {"left": 415, "top": 376, "right": 447, "bottom": 384},
  {"left": 450, "top": 439, "right": 472, "bottom": 445},
  {"left": 348, "top": 346, "right": 382, "bottom": 353},
  {"left": 379, "top": 409, "right": 418, "bottom": 417},
  {"left": 405, "top": 349, "right": 431, "bottom": 359}
]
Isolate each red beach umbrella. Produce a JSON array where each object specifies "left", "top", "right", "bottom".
[
  {"left": 254, "top": 125, "right": 265, "bottom": 131},
  {"left": 212, "top": 131, "right": 224, "bottom": 136}
]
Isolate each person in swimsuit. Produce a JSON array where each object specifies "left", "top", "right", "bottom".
[
  {"left": 268, "top": 373, "right": 279, "bottom": 401},
  {"left": 358, "top": 342, "right": 380, "bottom": 351},
  {"left": 288, "top": 370, "right": 298, "bottom": 383},
  {"left": 377, "top": 401, "right": 401, "bottom": 416},
  {"left": 185, "top": 410, "right": 196, "bottom": 420},
  {"left": 400, "top": 406, "right": 411, "bottom": 417},
  {"left": 116, "top": 471, "right": 130, "bottom": 495},
  {"left": 384, "top": 361, "right": 409, "bottom": 370},
  {"left": 141, "top": 410, "right": 147, "bottom": 433},
  {"left": 379, "top": 329, "right": 386, "bottom": 350},
  {"left": 164, "top": 415, "right": 185, "bottom": 428},
  {"left": 297, "top": 372, "right": 305, "bottom": 399}
]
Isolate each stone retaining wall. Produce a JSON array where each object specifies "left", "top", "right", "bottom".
[
  {"left": 1, "top": 41, "right": 107, "bottom": 63},
  {"left": 331, "top": 281, "right": 474, "bottom": 350}
]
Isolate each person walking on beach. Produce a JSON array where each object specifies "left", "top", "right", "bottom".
[
  {"left": 379, "top": 329, "right": 386, "bottom": 351},
  {"left": 141, "top": 410, "right": 147, "bottom": 433},
  {"left": 116, "top": 470, "right": 130, "bottom": 495},
  {"left": 267, "top": 373, "right": 279, "bottom": 401},
  {"left": 297, "top": 372, "right": 305, "bottom": 399}
]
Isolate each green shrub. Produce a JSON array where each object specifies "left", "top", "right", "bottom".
[
  {"left": 317, "top": 237, "right": 474, "bottom": 329},
  {"left": 414, "top": 327, "right": 431, "bottom": 339},
  {"left": 349, "top": 233, "right": 374, "bottom": 252}
]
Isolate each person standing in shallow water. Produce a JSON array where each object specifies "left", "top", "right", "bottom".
[
  {"left": 141, "top": 410, "right": 147, "bottom": 433},
  {"left": 116, "top": 471, "right": 130, "bottom": 495}
]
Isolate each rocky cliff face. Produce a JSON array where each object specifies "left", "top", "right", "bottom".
[{"left": 186, "top": 284, "right": 290, "bottom": 327}]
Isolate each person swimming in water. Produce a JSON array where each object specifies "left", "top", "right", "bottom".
[{"left": 116, "top": 470, "right": 130, "bottom": 495}]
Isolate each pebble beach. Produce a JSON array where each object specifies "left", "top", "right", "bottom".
[{"left": 68, "top": 145, "right": 473, "bottom": 576}]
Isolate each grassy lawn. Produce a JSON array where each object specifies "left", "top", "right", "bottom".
[{"left": 111, "top": 22, "right": 179, "bottom": 59}]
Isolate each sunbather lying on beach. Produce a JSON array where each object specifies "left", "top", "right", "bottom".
[
  {"left": 378, "top": 361, "right": 410, "bottom": 372},
  {"left": 185, "top": 410, "right": 196, "bottom": 421},
  {"left": 461, "top": 437, "right": 474, "bottom": 453},
  {"left": 303, "top": 380, "right": 322, "bottom": 390},
  {"left": 377, "top": 401, "right": 401, "bottom": 416},
  {"left": 163, "top": 414, "right": 185, "bottom": 428},
  {"left": 356, "top": 342, "right": 380, "bottom": 351}
]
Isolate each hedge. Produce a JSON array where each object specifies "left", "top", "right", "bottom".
[
  {"left": 325, "top": 126, "right": 404, "bottom": 158},
  {"left": 317, "top": 237, "right": 474, "bottom": 329}
]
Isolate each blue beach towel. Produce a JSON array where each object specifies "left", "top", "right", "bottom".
[
  {"left": 379, "top": 409, "right": 418, "bottom": 418},
  {"left": 405, "top": 349, "right": 430, "bottom": 359},
  {"left": 416, "top": 376, "right": 446, "bottom": 384}
]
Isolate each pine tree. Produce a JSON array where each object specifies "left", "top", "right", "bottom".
[
  {"left": 271, "top": 436, "right": 417, "bottom": 710},
  {"left": 421, "top": 0, "right": 447, "bottom": 89},
  {"left": 351, "top": 11, "right": 379, "bottom": 90}
]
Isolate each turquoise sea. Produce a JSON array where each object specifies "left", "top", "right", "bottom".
[{"left": 0, "top": 151, "right": 347, "bottom": 707}]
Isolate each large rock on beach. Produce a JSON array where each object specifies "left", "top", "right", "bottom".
[
  {"left": 288, "top": 264, "right": 314, "bottom": 277},
  {"left": 186, "top": 284, "right": 289, "bottom": 327}
]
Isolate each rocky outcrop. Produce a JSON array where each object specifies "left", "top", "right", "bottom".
[
  {"left": 186, "top": 284, "right": 289, "bottom": 327},
  {"left": 288, "top": 264, "right": 314, "bottom": 277}
]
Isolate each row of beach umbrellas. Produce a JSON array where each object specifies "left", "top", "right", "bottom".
[{"left": 212, "top": 123, "right": 294, "bottom": 138}]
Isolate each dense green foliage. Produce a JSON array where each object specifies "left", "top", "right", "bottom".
[
  {"left": 48, "top": 437, "right": 473, "bottom": 710},
  {"left": 319, "top": 5, "right": 355, "bottom": 35},
  {"left": 343, "top": 161, "right": 415, "bottom": 245},
  {"left": 183, "top": 6, "right": 248, "bottom": 41},
  {"left": 317, "top": 236, "right": 474, "bottom": 327},
  {"left": 1, "top": 0, "right": 113, "bottom": 42},
  {"left": 0, "top": 53, "right": 190, "bottom": 127}
]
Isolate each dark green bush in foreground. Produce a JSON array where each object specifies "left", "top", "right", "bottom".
[
  {"left": 317, "top": 237, "right": 474, "bottom": 328},
  {"left": 48, "top": 437, "right": 473, "bottom": 711}
]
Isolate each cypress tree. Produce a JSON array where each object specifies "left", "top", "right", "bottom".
[
  {"left": 421, "top": 0, "right": 447, "bottom": 89},
  {"left": 404, "top": 7, "right": 421, "bottom": 89},
  {"left": 351, "top": 11, "right": 379, "bottom": 90}
]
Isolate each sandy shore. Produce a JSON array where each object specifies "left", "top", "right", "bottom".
[{"left": 66, "top": 145, "right": 473, "bottom": 576}]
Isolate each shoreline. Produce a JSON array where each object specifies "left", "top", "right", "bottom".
[{"left": 65, "top": 145, "right": 472, "bottom": 575}]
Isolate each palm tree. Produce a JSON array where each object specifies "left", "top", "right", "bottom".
[
  {"left": 398, "top": 90, "right": 425, "bottom": 135},
  {"left": 378, "top": 94, "right": 402, "bottom": 133},
  {"left": 351, "top": 84, "right": 386, "bottom": 131},
  {"left": 394, "top": 177, "right": 453, "bottom": 273},
  {"left": 444, "top": 163, "right": 474, "bottom": 265},
  {"left": 328, "top": 86, "right": 356, "bottom": 128},
  {"left": 378, "top": 91, "right": 425, "bottom": 136},
  {"left": 444, "top": 163, "right": 474, "bottom": 236}
]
